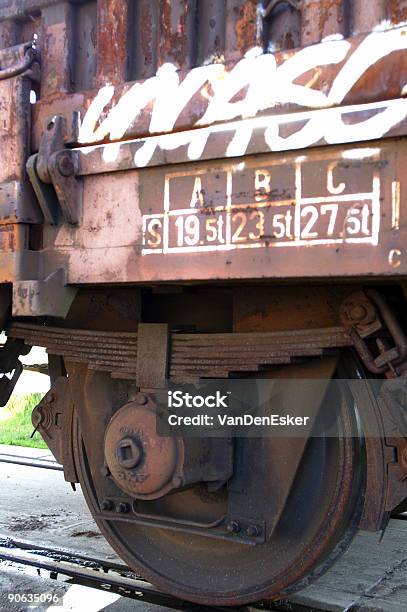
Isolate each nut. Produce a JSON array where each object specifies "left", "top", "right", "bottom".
[
  {"left": 100, "top": 499, "right": 113, "bottom": 511},
  {"left": 226, "top": 520, "right": 240, "bottom": 534},
  {"left": 246, "top": 524, "right": 260, "bottom": 537},
  {"left": 116, "top": 502, "right": 130, "bottom": 514},
  {"left": 348, "top": 304, "right": 368, "bottom": 322}
]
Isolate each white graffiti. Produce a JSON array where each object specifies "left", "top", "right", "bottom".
[{"left": 78, "top": 26, "right": 407, "bottom": 167}]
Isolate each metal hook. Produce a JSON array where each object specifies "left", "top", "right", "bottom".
[{"left": 0, "top": 43, "right": 37, "bottom": 82}]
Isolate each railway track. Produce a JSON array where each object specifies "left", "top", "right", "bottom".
[
  {"left": 1, "top": 454, "right": 406, "bottom": 610},
  {"left": 0, "top": 451, "right": 63, "bottom": 471},
  {"left": 0, "top": 535, "right": 268, "bottom": 611}
]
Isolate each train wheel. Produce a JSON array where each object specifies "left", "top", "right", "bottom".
[{"left": 70, "top": 357, "right": 365, "bottom": 607}]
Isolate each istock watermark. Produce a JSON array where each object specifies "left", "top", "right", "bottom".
[
  {"left": 153, "top": 378, "right": 407, "bottom": 439},
  {"left": 155, "top": 379, "right": 326, "bottom": 438},
  {"left": 167, "top": 390, "right": 231, "bottom": 409}
]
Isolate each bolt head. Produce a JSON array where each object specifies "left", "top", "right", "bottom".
[
  {"left": 116, "top": 502, "right": 129, "bottom": 514},
  {"left": 246, "top": 524, "right": 260, "bottom": 538},
  {"left": 348, "top": 304, "right": 368, "bottom": 322},
  {"left": 226, "top": 520, "right": 240, "bottom": 534},
  {"left": 100, "top": 499, "right": 113, "bottom": 512},
  {"left": 57, "top": 153, "right": 75, "bottom": 177}
]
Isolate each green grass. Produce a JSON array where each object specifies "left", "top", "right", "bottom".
[{"left": 0, "top": 393, "right": 47, "bottom": 448}]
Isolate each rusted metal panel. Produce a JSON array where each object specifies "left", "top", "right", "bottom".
[
  {"left": 195, "top": 0, "right": 226, "bottom": 66},
  {"left": 129, "top": 0, "right": 159, "bottom": 80},
  {"left": 0, "top": 250, "right": 38, "bottom": 283},
  {"left": 0, "top": 224, "right": 28, "bottom": 251},
  {"left": 351, "top": 0, "right": 386, "bottom": 34},
  {"left": 73, "top": 0, "right": 97, "bottom": 92},
  {"left": 0, "top": 18, "right": 20, "bottom": 49},
  {"left": 225, "top": 0, "right": 259, "bottom": 63},
  {"left": 388, "top": 0, "right": 407, "bottom": 25},
  {"left": 0, "top": 43, "right": 41, "bottom": 224},
  {"left": 95, "top": 0, "right": 129, "bottom": 86},
  {"left": 159, "top": 0, "right": 196, "bottom": 70},
  {"left": 39, "top": 139, "right": 407, "bottom": 283},
  {"left": 301, "top": 0, "right": 348, "bottom": 45},
  {"left": 0, "top": 0, "right": 88, "bottom": 22},
  {"left": 233, "top": 286, "right": 349, "bottom": 332},
  {"left": 3, "top": 1, "right": 407, "bottom": 289},
  {"left": 11, "top": 267, "right": 77, "bottom": 317},
  {"left": 75, "top": 109, "right": 407, "bottom": 174},
  {"left": 31, "top": 25, "right": 407, "bottom": 152},
  {"left": 40, "top": 2, "right": 74, "bottom": 96}
]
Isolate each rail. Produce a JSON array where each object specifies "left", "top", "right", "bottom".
[
  {"left": 0, "top": 536, "right": 253, "bottom": 611},
  {"left": 0, "top": 452, "right": 62, "bottom": 471}
]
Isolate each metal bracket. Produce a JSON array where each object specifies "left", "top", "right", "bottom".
[
  {"left": 32, "top": 377, "right": 79, "bottom": 484},
  {"left": 136, "top": 323, "right": 169, "bottom": 389},
  {"left": 48, "top": 149, "right": 81, "bottom": 225},
  {"left": 340, "top": 290, "right": 407, "bottom": 377},
  {"left": 26, "top": 115, "right": 81, "bottom": 225},
  {"left": 12, "top": 268, "right": 77, "bottom": 318},
  {"left": 378, "top": 381, "right": 407, "bottom": 513}
]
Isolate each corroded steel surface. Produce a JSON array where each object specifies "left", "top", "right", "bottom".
[
  {"left": 0, "top": 2, "right": 405, "bottom": 604},
  {"left": 0, "top": 38, "right": 40, "bottom": 282},
  {"left": 95, "top": 0, "right": 128, "bottom": 86},
  {"left": 37, "top": 139, "right": 407, "bottom": 283},
  {"left": 31, "top": 25, "right": 407, "bottom": 151},
  {"left": 2, "top": 2, "right": 405, "bottom": 295}
]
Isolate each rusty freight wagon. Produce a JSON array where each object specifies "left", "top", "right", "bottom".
[{"left": 1, "top": 0, "right": 407, "bottom": 606}]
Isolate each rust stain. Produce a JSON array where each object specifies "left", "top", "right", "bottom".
[
  {"left": 159, "top": 0, "right": 191, "bottom": 69},
  {"left": 234, "top": 0, "right": 258, "bottom": 55},
  {"left": 388, "top": 0, "right": 407, "bottom": 25},
  {"left": 319, "top": 0, "right": 344, "bottom": 35},
  {"left": 302, "top": 0, "right": 347, "bottom": 44},
  {"left": 96, "top": 0, "right": 128, "bottom": 85},
  {"left": 140, "top": 2, "right": 154, "bottom": 73}
]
